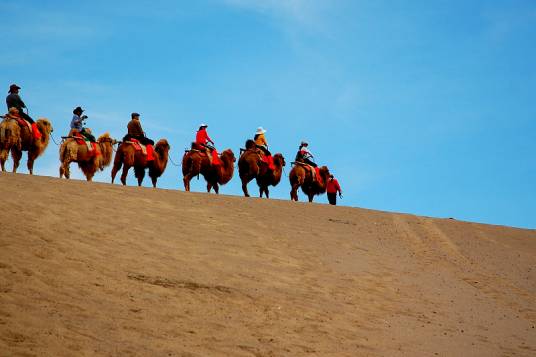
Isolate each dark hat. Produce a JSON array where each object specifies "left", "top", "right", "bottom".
[
  {"left": 73, "top": 106, "right": 84, "bottom": 114},
  {"left": 8, "top": 84, "right": 21, "bottom": 93},
  {"left": 131, "top": 112, "right": 140, "bottom": 118}
]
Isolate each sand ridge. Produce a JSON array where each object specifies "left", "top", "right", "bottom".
[{"left": 0, "top": 173, "right": 535, "bottom": 356}]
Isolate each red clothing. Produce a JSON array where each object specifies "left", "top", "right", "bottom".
[
  {"left": 326, "top": 178, "right": 341, "bottom": 194},
  {"left": 195, "top": 128, "right": 212, "bottom": 145}
]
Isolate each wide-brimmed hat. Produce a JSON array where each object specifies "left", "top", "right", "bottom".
[
  {"left": 131, "top": 112, "right": 140, "bottom": 118},
  {"left": 255, "top": 127, "right": 266, "bottom": 135},
  {"left": 8, "top": 84, "right": 20, "bottom": 93},
  {"left": 73, "top": 106, "right": 84, "bottom": 114},
  {"left": 199, "top": 123, "right": 208, "bottom": 128}
]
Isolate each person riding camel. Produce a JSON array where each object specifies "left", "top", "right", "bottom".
[
  {"left": 195, "top": 123, "right": 214, "bottom": 149},
  {"left": 254, "top": 127, "right": 275, "bottom": 170},
  {"left": 124, "top": 112, "right": 154, "bottom": 146},
  {"left": 295, "top": 141, "right": 317, "bottom": 168},
  {"left": 195, "top": 123, "right": 220, "bottom": 165},
  {"left": 70, "top": 106, "right": 96, "bottom": 142},
  {"left": 5, "top": 84, "right": 41, "bottom": 139}
]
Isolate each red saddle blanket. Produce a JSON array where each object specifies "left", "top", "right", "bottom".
[
  {"left": 73, "top": 132, "right": 99, "bottom": 156},
  {"left": 5, "top": 114, "right": 41, "bottom": 139},
  {"left": 261, "top": 155, "right": 275, "bottom": 170},
  {"left": 314, "top": 167, "right": 323, "bottom": 185},
  {"left": 128, "top": 138, "right": 154, "bottom": 161},
  {"left": 190, "top": 143, "right": 221, "bottom": 166}
]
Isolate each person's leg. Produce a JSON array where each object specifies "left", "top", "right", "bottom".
[
  {"left": 327, "top": 193, "right": 337, "bottom": 205},
  {"left": 20, "top": 111, "right": 34, "bottom": 124},
  {"left": 305, "top": 158, "right": 317, "bottom": 167},
  {"left": 82, "top": 129, "right": 96, "bottom": 142}
]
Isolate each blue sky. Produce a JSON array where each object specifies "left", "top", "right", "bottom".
[{"left": 1, "top": 0, "right": 535, "bottom": 228}]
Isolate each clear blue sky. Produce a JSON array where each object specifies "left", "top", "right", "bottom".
[{"left": 1, "top": 0, "right": 535, "bottom": 228}]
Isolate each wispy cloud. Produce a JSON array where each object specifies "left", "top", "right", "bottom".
[{"left": 222, "top": 0, "right": 329, "bottom": 31}]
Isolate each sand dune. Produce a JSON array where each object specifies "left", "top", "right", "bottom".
[{"left": 0, "top": 173, "right": 535, "bottom": 356}]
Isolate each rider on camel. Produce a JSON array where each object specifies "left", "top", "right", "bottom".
[
  {"left": 124, "top": 112, "right": 154, "bottom": 145},
  {"left": 254, "top": 127, "right": 275, "bottom": 170},
  {"left": 70, "top": 106, "right": 96, "bottom": 142},
  {"left": 195, "top": 123, "right": 220, "bottom": 165},
  {"left": 195, "top": 123, "right": 215, "bottom": 150},
  {"left": 5, "top": 84, "right": 41, "bottom": 139},
  {"left": 296, "top": 141, "right": 317, "bottom": 167},
  {"left": 254, "top": 127, "right": 271, "bottom": 155}
]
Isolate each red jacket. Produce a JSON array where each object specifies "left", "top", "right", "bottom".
[
  {"left": 196, "top": 128, "right": 213, "bottom": 145},
  {"left": 326, "top": 178, "right": 341, "bottom": 194}
]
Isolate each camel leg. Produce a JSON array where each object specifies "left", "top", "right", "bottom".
[
  {"left": 264, "top": 187, "right": 270, "bottom": 199},
  {"left": 134, "top": 166, "right": 145, "bottom": 186},
  {"left": 150, "top": 175, "right": 157, "bottom": 188},
  {"left": 183, "top": 175, "right": 191, "bottom": 191},
  {"left": 111, "top": 153, "right": 123, "bottom": 184},
  {"left": 27, "top": 151, "right": 37, "bottom": 175},
  {"left": 62, "top": 161, "right": 71, "bottom": 179},
  {"left": 0, "top": 148, "right": 9, "bottom": 171},
  {"left": 83, "top": 163, "right": 95, "bottom": 182},
  {"left": 308, "top": 193, "right": 314, "bottom": 203},
  {"left": 120, "top": 164, "right": 130, "bottom": 186},
  {"left": 213, "top": 182, "right": 219, "bottom": 194},
  {"left": 241, "top": 176, "right": 252, "bottom": 197},
  {"left": 11, "top": 147, "right": 22, "bottom": 173},
  {"left": 290, "top": 184, "right": 300, "bottom": 201},
  {"left": 207, "top": 182, "right": 212, "bottom": 193}
]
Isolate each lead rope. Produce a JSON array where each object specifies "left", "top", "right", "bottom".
[
  {"left": 168, "top": 156, "right": 181, "bottom": 167},
  {"left": 50, "top": 132, "right": 62, "bottom": 146}
]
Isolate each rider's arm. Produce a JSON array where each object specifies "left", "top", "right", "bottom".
[{"left": 206, "top": 132, "right": 214, "bottom": 144}]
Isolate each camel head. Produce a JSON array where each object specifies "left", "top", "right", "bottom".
[
  {"left": 221, "top": 149, "right": 236, "bottom": 163},
  {"left": 319, "top": 166, "right": 330, "bottom": 178},
  {"left": 97, "top": 132, "right": 115, "bottom": 144},
  {"left": 155, "top": 139, "right": 170, "bottom": 154},
  {"left": 273, "top": 153, "right": 285, "bottom": 167},
  {"left": 36, "top": 118, "right": 53, "bottom": 135}
]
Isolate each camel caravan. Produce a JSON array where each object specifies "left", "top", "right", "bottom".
[{"left": 1, "top": 84, "right": 342, "bottom": 204}]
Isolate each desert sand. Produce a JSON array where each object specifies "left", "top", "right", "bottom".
[{"left": 0, "top": 173, "right": 535, "bottom": 356}]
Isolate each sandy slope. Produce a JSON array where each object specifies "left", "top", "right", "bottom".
[{"left": 0, "top": 173, "right": 535, "bottom": 357}]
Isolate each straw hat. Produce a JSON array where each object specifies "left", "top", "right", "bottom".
[{"left": 255, "top": 127, "right": 266, "bottom": 135}]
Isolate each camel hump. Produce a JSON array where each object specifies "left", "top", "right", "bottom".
[{"left": 245, "top": 139, "right": 256, "bottom": 150}]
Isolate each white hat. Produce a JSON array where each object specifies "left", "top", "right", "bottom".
[
  {"left": 199, "top": 123, "right": 208, "bottom": 128},
  {"left": 255, "top": 127, "right": 266, "bottom": 135}
]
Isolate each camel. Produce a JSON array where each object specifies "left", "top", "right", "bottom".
[
  {"left": 289, "top": 164, "right": 330, "bottom": 202},
  {"left": 111, "top": 139, "right": 170, "bottom": 187},
  {"left": 59, "top": 132, "right": 116, "bottom": 181},
  {"left": 182, "top": 148, "right": 235, "bottom": 194},
  {"left": 238, "top": 143, "right": 285, "bottom": 198},
  {"left": 0, "top": 117, "right": 53, "bottom": 174}
]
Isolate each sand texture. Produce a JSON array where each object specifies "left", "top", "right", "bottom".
[{"left": 0, "top": 173, "right": 535, "bottom": 356}]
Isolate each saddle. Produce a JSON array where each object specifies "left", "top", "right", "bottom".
[
  {"left": 259, "top": 152, "right": 275, "bottom": 170},
  {"left": 188, "top": 142, "right": 221, "bottom": 165},
  {"left": 125, "top": 138, "right": 154, "bottom": 161},
  {"left": 294, "top": 161, "right": 322, "bottom": 185},
  {"left": 240, "top": 147, "right": 275, "bottom": 170},
  {"left": 70, "top": 131, "right": 99, "bottom": 156},
  {"left": 3, "top": 113, "right": 41, "bottom": 139}
]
